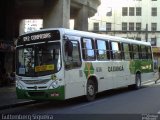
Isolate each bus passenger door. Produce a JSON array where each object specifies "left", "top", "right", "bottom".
[{"left": 64, "top": 40, "right": 83, "bottom": 99}]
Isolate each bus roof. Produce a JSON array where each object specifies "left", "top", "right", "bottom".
[
  {"left": 20, "top": 28, "right": 151, "bottom": 46},
  {"left": 62, "top": 28, "right": 151, "bottom": 46}
]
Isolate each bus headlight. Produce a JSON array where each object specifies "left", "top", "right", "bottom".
[
  {"left": 49, "top": 81, "right": 59, "bottom": 89},
  {"left": 16, "top": 81, "right": 23, "bottom": 89},
  {"left": 16, "top": 76, "right": 22, "bottom": 81}
]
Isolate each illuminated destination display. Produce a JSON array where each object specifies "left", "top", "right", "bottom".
[
  {"left": 23, "top": 33, "right": 51, "bottom": 41},
  {"left": 17, "top": 30, "right": 60, "bottom": 45}
]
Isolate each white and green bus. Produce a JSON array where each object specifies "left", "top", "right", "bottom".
[{"left": 16, "top": 28, "right": 154, "bottom": 101}]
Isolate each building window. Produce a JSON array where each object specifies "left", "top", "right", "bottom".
[
  {"left": 151, "top": 38, "right": 157, "bottom": 46},
  {"left": 151, "top": 23, "right": 157, "bottom": 31},
  {"left": 106, "top": 7, "right": 112, "bottom": 16},
  {"left": 136, "top": 23, "right": 141, "bottom": 31},
  {"left": 93, "top": 22, "right": 99, "bottom": 31},
  {"left": 106, "top": 23, "right": 112, "bottom": 31},
  {"left": 129, "top": 23, "right": 134, "bottom": 31},
  {"left": 122, "top": 22, "right": 127, "bottom": 31},
  {"left": 136, "top": 7, "right": 141, "bottom": 16},
  {"left": 129, "top": 7, "right": 135, "bottom": 16},
  {"left": 122, "top": 7, "right": 128, "bottom": 16},
  {"left": 152, "top": 7, "right": 157, "bottom": 16}
]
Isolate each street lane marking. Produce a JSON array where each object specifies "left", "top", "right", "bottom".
[{"left": 143, "top": 81, "right": 155, "bottom": 86}]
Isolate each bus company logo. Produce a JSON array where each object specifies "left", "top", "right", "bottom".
[
  {"left": 33, "top": 86, "right": 38, "bottom": 90},
  {"left": 84, "top": 62, "right": 95, "bottom": 79},
  {"left": 108, "top": 65, "right": 124, "bottom": 72}
]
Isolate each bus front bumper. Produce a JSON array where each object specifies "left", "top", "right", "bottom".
[{"left": 16, "top": 86, "right": 65, "bottom": 100}]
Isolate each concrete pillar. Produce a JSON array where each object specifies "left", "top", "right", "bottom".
[
  {"left": 5, "top": 0, "right": 15, "bottom": 40},
  {"left": 43, "top": 0, "right": 70, "bottom": 29},
  {"left": 19, "top": 20, "right": 25, "bottom": 35},
  {"left": 74, "top": 5, "right": 88, "bottom": 31}
]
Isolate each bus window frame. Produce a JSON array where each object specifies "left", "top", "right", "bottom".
[
  {"left": 132, "top": 44, "right": 140, "bottom": 60},
  {"left": 81, "top": 37, "right": 96, "bottom": 61},
  {"left": 63, "top": 38, "right": 82, "bottom": 70},
  {"left": 146, "top": 46, "right": 152, "bottom": 60},
  {"left": 140, "top": 45, "right": 148, "bottom": 60},
  {"left": 122, "top": 42, "right": 132, "bottom": 60},
  {"left": 95, "top": 39, "right": 110, "bottom": 61},
  {"left": 110, "top": 41, "right": 122, "bottom": 60}
]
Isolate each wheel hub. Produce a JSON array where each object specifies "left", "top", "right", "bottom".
[{"left": 88, "top": 85, "right": 94, "bottom": 96}]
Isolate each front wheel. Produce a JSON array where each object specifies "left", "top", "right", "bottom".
[{"left": 86, "top": 80, "right": 96, "bottom": 101}]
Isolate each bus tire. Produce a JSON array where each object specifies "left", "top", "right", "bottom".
[
  {"left": 86, "top": 80, "right": 96, "bottom": 101},
  {"left": 134, "top": 73, "right": 141, "bottom": 89}
]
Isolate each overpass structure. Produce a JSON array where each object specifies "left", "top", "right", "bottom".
[{"left": 0, "top": 0, "right": 100, "bottom": 79}]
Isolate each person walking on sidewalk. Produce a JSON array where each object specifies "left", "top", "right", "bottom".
[{"left": 155, "top": 66, "right": 160, "bottom": 84}]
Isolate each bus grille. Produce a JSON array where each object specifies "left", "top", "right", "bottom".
[
  {"left": 27, "top": 86, "right": 47, "bottom": 89},
  {"left": 22, "top": 79, "right": 50, "bottom": 84}
]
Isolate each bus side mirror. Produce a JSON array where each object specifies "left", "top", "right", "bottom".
[{"left": 65, "top": 40, "right": 73, "bottom": 57}]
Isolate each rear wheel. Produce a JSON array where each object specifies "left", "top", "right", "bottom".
[
  {"left": 135, "top": 74, "right": 141, "bottom": 89},
  {"left": 86, "top": 80, "right": 96, "bottom": 101},
  {"left": 128, "top": 74, "right": 141, "bottom": 90}
]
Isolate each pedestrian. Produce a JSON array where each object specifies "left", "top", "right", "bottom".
[{"left": 155, "top": 66, "right": 160, "bottom": 84}]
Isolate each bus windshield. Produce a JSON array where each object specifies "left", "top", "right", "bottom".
[{"left": 16, "top": 42, "right": 61, "bottom": 77}]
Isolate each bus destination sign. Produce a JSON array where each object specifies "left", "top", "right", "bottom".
[
  {"left": 23, "top": 33, "right": 51, "bottom": 42},
  {"left": 18, "top": 30, "right": 61, "bottom": 45}
]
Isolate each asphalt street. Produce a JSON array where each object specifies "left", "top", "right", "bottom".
[{"left": 1, "top": 81, "right": 160, "bottom": 120}]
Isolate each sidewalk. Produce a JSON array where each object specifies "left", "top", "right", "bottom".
[{"left": 0, "top": 84, "right": 36, "bottom": 110}]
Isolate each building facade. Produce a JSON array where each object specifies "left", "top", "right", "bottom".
[{"left": 89, "top": 0, "right": 160, "bottom": 67}]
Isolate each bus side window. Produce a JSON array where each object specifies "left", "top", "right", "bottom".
[
  {"left": 71, "top": 41, "right": 81, "bottom": 68},
  {"left": 147, "top": 46, "right": 152, "bottom": 59},
  {"left": 132, "top": 44, "right": 139, "bottom": 59},
  {"left": 81, "top": 38, "right": 95, "bottom": 61},
  {"left": 110, "top": 41, "right": 122, "bottom": 60},
  {"left": 122, "top": 43, "right": 131, "bottom": 60},
  {"left": 65, "top": 40, "right": 73, "bottom": 58},
  {"left": 64, "top": 40, "right": 81, "bottom": 69},
  {"left": 129, "top": 44, "right": 133, "bottom": 59},
  {"left": 96, "top": 39, "right": 110, "bottom": 61},
  {"left": 141, "top": 45, "right": 147, "bottom": 59}
]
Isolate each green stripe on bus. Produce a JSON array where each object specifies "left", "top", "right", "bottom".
[
  {"left": 129, "top": 60, "right": 153, "bottom": 74},
  {"left": 84, "top": 62, "right": 95, "bottom": 79}
]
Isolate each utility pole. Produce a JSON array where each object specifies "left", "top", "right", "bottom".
[{"left": 145, "top": 24, "right": 148, "bottom": 42}]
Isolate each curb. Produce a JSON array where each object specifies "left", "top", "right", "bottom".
[
  {"left": 142, "top": 79, "right": 155, "bottom": 85},
  {"left": 0, "top": 100, "right": 38, "bottom": 110}
]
